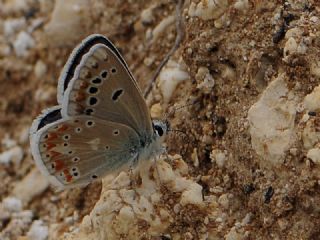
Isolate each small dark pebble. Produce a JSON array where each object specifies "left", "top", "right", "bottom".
[
  {"left": 264, "top": 186, "right": 274, "bottom": 204},
  {"left": 243, "top": 183, "right": 255, "bottom": 195},
  {"left": 308, "top": 111, "right": 316, "bottom": 116}
]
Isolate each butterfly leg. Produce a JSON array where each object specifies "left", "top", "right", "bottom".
[
  {"left": 151, "top": 155, "right": 162, "bottom": 188},
  {"left": 128, "top": 155, "right": 140, "bottom": 190},
  {"left": 152, "top": 146, "right": 169, "bottom": 187}
]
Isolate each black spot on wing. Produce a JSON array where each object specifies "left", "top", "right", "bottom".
[
  {"left": 112, "top": 89, "right": 123, "bottom": 101},
  {"left": 89, "top": 86, "right": 98, "bottom": 94},
  {"left": 37, "top": 108, "right": 62, "bottom": 130},
  {"left": 89, "top": 97, "right": 98, "bottom": 105},
  {"left": 101, "top": 70, "right": 108, "bottom": 78}
]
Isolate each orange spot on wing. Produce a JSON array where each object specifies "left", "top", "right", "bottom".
[
  {"left": 47, "top": 132, "right": 58, "bottom": 140},
  {"left": 63, "top": 169, "right": 73, "bottom": 183},
  {"left": 54, "top": 160, "right": 65, "bottom": 171},
  {"left": 46, "top": 143, "right": 56, "bottom": 150},
  {"left": 76, "top": 92, "right": 86, "bottom": 102},
  {"left": 80, "top": 81, "right": 89, "bottom": 89},
  {"left": 66, "top": 175, "right": 73, "bottom": 182},
  {"left": 49, "top": 151, "right": 61, "bottom": 158},
  {"left": 58, "top": 124, "right": 68, "bottom": 132}
]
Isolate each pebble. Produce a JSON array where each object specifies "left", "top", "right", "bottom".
[
  {"left": 0, "top": 146, "right": 24, "bottom": 165},
  {"left": 3, "top": 197, "right": 22, "bottom": 212},
  {"left": 26, "top": 220, "right": 49, "bottom": 240},
  {"left": 210, "top": 149, "right": 227, "bottom": 168},
  {"left": 159, "top": 60, "right": 190, "bottom": 103},
  {"left": 306, "top": 148, "right": 320, "bottom": 165},
  {"left": 141, "top": 6, "right": 155, "bottom": 25},
  {"left": 34, "top": 60, "right": 48, "bottom": 79},
  {"left": 13, "top": 31, "right": 35, "bottom": 57},
  {"left": 12, "top": 169, "right": 49, "bottom": 205}
]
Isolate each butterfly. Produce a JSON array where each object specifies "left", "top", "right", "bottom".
[{"left": 29, "top": 34, "right": 168, "bottom": 190}]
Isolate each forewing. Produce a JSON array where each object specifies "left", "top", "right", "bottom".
[
  {"left": 30, "top": 112, "right": 140, "bottom": 189},
  {"left": 59, "top": 34, "right": 153, "bottom": 139}
]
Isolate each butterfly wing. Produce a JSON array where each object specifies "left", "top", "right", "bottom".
[
  {"left": 58, "top": 34, "right": 153, "bottom": 141},
  {"left": 30, "top": 108, "right": 140, "bottom": 189},
  {"left": 57, "top": 34, "right": 133, "bottom": 103}
]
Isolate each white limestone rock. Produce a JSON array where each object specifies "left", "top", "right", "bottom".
[
  {"left": 188, "top": 0, "right": 230, "bottom": 21},
  {"left": 44, "top": 0, "right": 91, "bottom": 45},
  {"left": 195, "top": 67, "right": 215, "bottom": 94},
  {"left": 3, "top": 18, "right": 26, "bottom": 37},
  {"left": 307, "top": 148, "right": 320, "bottom": 165},
  {"left": 302, "top": 118, "right": 320, "bottom": 149},
  {"left": 13, "top": 31, "right": 35, "bottom": 57},
  {"left": 158, "top": 60, "right": 190, "bottom": 103},
  {"left": 234, "top": 0, "right": 249, "bottom": 13},
  {"left": 149, "top": 15, "right": 175, "bottom": 42},
  {"left": 62, "top": 155, "right": 205, "bottom": 240},
  {"left": 248, "top": 74, "right": 297, "bottom": 165},
  {"left": 283, "top": 31, "right": 308, "bottom": 62},
  {"left": 2, "top": 197, "right": 22, "bottom": 212},
  {"left": 34, "top": 60, "right": 48, "bottom": 80},
  {"left": 180, "top": 183, "right": 203, "bottom": 206},
  {"left": 210, "top": 149, "right": 227, "bottom": 168},
  {"left": 27, "top": 220, "right": 49, "bottom": 240},
  {"left": 303, "top": 85, "right": 320, "bottom": 112},
  {"left": 0, "top": 146, "right": 24, "bottom": 165},
  {"left": 225, "top": 226, "right": 245, "bottom": 240},
  {"left": 12, "top": 168, "right": 49, "bottom": 205},
  {"left": 140, "top": 4, "right": 157, "bottom": 25}
]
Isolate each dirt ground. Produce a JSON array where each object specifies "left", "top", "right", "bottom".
[{"left": 1, "top": 0, "right": 320, "bottom": 239}]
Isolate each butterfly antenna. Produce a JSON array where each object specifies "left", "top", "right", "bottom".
[{"left": 164, "top": 100, "right": 199, "bottom": 119}]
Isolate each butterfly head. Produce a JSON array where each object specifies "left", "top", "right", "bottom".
[{"left": 152, "top": 119, "right": 169, "bottom": 140}]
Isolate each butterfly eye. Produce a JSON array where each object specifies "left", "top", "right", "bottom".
[{"left": 154, "top": 125, "right": 164, "bottom": 137}]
